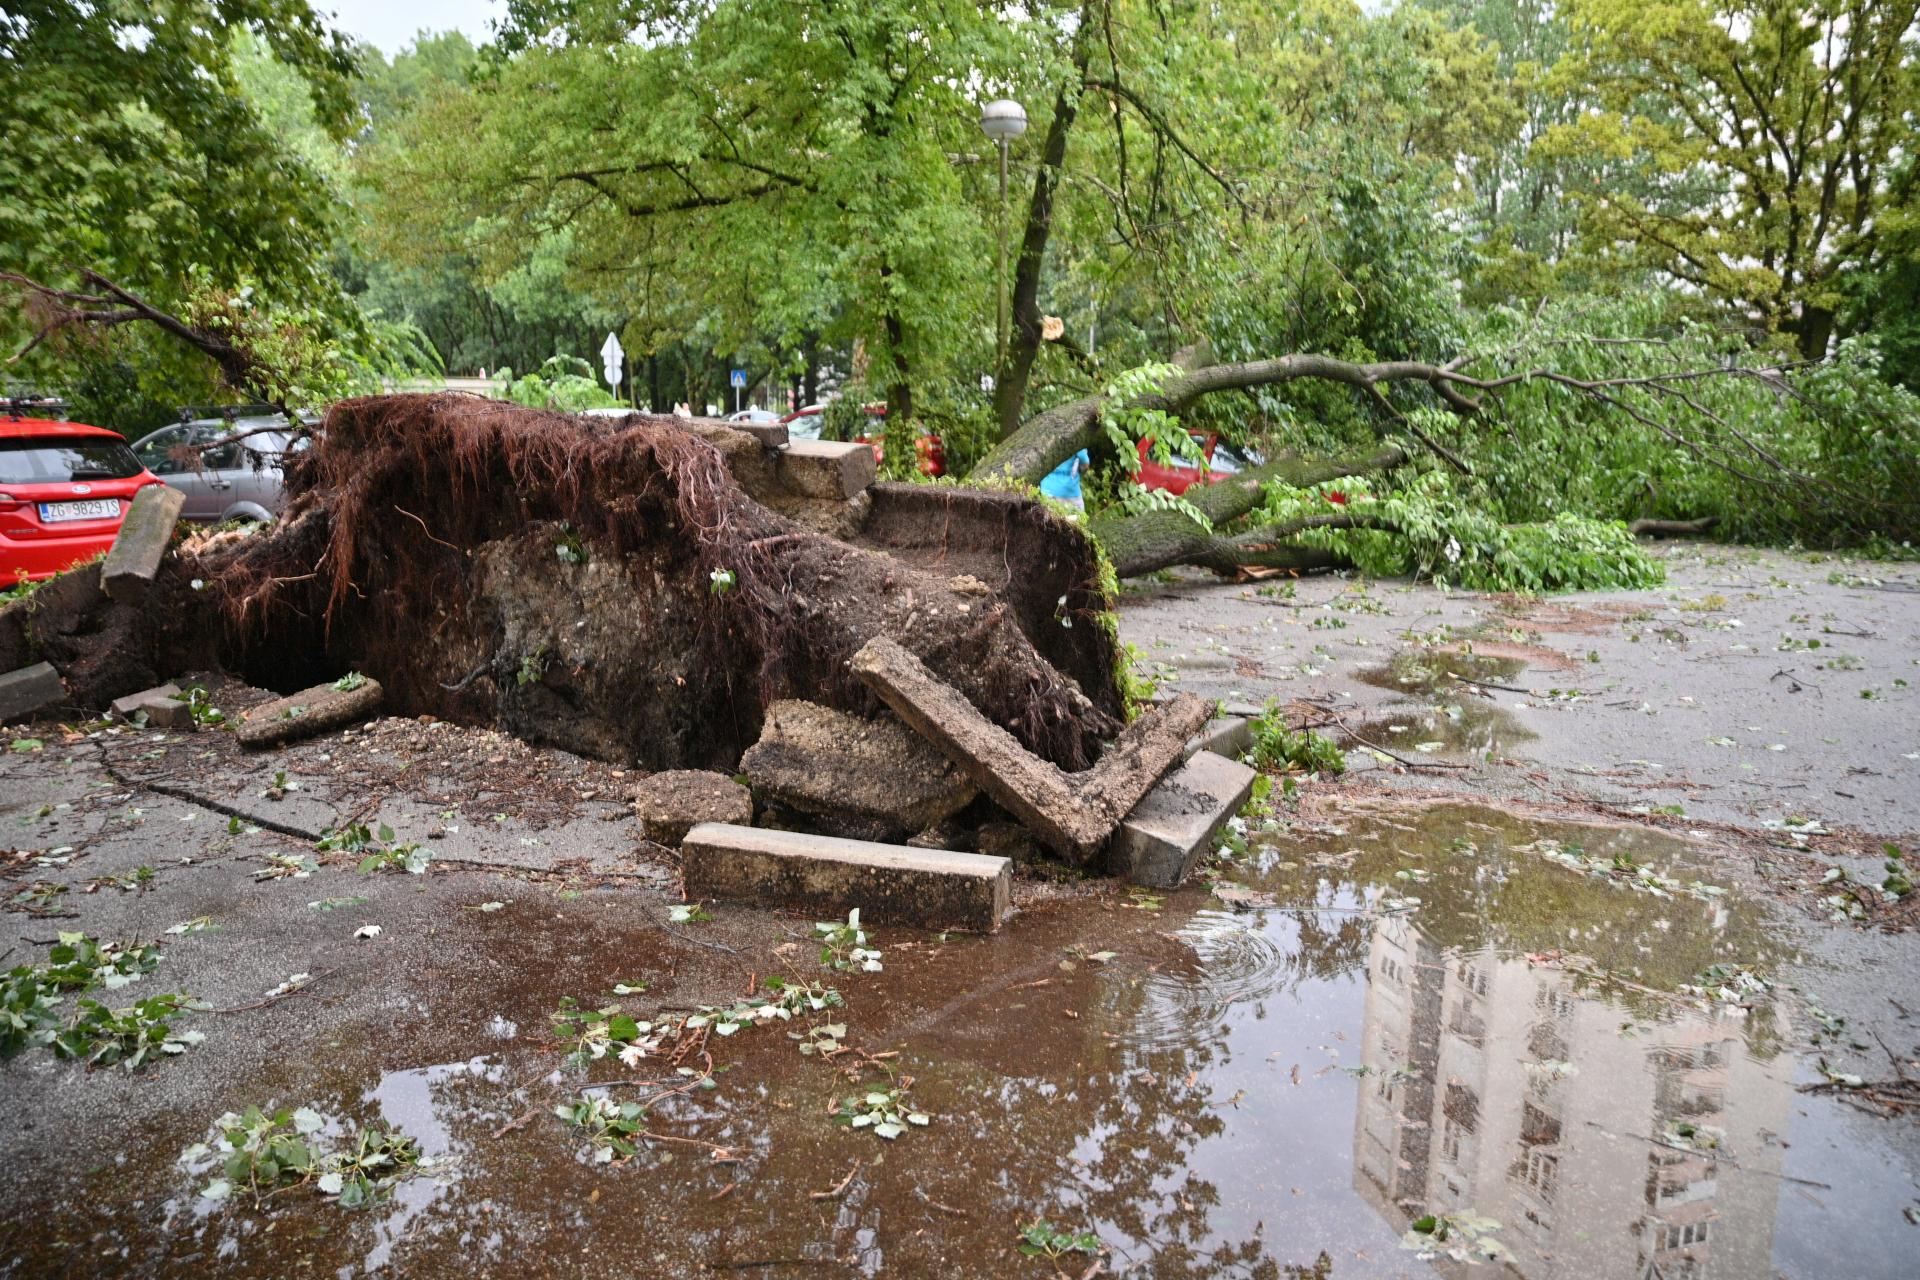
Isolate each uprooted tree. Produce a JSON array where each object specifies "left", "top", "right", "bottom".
[{"left": 0, "top": 391, "right": 1134, "bottom": 775}]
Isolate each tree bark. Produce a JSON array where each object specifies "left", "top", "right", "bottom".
[
  {"left": 1090, "top": 446, "right": 1408, "bottom": 578},
  {"left": 970, "top": 342, "right": 1211, "bottom": 484},
  {"left": 990, "top": 4, "right": 1096, "bottom": 438}
]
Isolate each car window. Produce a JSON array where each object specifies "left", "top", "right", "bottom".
[
  {"left": 787, "top": 413, "right": 823, "bottom": 441},
  {"left": 1209, "top": 446, "right": 1245, "bottom": 475},
  {"left": 182, "top": 425, "right": 245, "bottom": 470},
  {"left": 0, "top": 438, "right": 144, "bottom": 485},
  {"left": 134, "top": 429, "right": 182, "bottom": 475}
]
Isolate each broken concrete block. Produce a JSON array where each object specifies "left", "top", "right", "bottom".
[
  {"left": 740, "top": 700, "right": 976, "bottom": 841},
  {"left": 776, "top": 440, "right": 877, "bottom": 500},
  {"left": 728, "top": 420, "right": 788, "bottom": 448},
  {"left": 632, "top": 770, "right": 753, "bottom": 846},
  {"left": 131, "top": 694, "right": 194, "bottom": 729},
  {"left": 0, "top": 662, "right": 64, "bottom": 722},
  {"left": 100, "top": 484, "right": 186, "bottom": 603},
  {"left": 851, "top": 636, "right": 1212, "bottom": 864},
  {"left": 236, "top": 677, "right": 384, "bottom": 749},
  {"left": 1108, "top": 749, "right": 1258, "bottom": 888},
  {"left": 681, "top": 822, "right": 1011, "bottom": 933},
  {"left": 1185, "top": 715, "right": 1253, "bottom": 762},
  {"left": 111, "top": 683, "right": 181, "bottom": 719}
]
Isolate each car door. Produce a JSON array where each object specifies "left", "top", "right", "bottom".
[
  {"left": 132, "top": 426, "right": 201, "bottom": 510},
  {"left": 194, "top": 431, "right": 244, "bottom": 520}
]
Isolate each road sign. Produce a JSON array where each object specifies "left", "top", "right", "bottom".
[
  {"left": 599, "top": 332, "right": 625, "bottom": 389},
  {"left": 730, "top": 369, "right": 747, "bottom": 389}
]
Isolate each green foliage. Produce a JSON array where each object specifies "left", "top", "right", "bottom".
[
  {"left": 1253, "top": 465, "right": 1665, "bottom": 593},
  {"left": 1018, "top": 1219, "right": 1104, "bottom": 1264},
  {"left": 181, "top": 1106, "right": 425, "bottom": 1206},
  {"left": 831, "top": 1086, "right": 930, "bottom": 1140},
  {"left": 814, "top": 909, "right": 883, "bottom": 973},
  {"left": 554, "top": 1094, "right": 649, "bottom": 1164},
  {"left": 0, "top": 930, "right": 162, "bottom": 1058},
  {"left": 1540, "top": 0, "right": 1918, "bottom": 356},
  {"left": 550, "top": 978, "right": 846, "bottom": 1071},
  {"left": 0, "top": 966, "right": 61, "bottom": 1058},
  {"left": 1117, "top": 641, "right": 1162, "bottom": 720},
  {"left": 167, "top": 686, "right": 227, "bottom": 727},
  {"left": 820, "top": 394, "right": 871, "bottom": 445},
  {"left": 498, "top": 356, "right": 621, "bottom": 410},
  {"left": 53, "top": 992, "right": 205, "bottom": 1070},
  {"left": 1247, "top": 707, "right": 1347, "bottom": 775}
]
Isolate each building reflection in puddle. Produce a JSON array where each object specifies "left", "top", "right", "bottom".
[{"left": 1352, "top": 914, "right": 1790, "bottom": 1279}]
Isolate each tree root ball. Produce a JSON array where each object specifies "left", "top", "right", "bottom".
[{"left": 1, "top": 395, "right": 1127, "bottom": 773}]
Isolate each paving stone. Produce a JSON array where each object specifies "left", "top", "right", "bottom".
[
  {"left": 681, "top": 822, "right": 1011, "bottom": 933},
  {"left": 1185, "top": 715, "right": 1253, "bottom": 761},
  {"left": 100, "top": 484, "right": 185, "bottom": 603},
  {"left": 236, "top": 678, "right": 384, "bottom": 749},
  {"left": 112, "top": 683, "right": 181, "bottom": 719},
  {"left": 631, "top": 769, "right": 752, "bottom": 846},
  {"left": 740, "top": 700, "right": 975, "bottom": 841},
  {"left": 1107, "top": 749, "right": 1258, "bottom": 888},
  {"left": 776, "top": 439, "right": 877, "bottom": 500},
  {"left": 0, "top": 662, "right": 64, "bottom": 722},
  {"left": 131, "top": 694, "right": 194, "bottom": 729}
]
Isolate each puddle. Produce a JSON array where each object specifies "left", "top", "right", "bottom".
[
  {"left": 1347, "top": 651, "right": 1537, "bottom": 761},
  {"left": 2, "top": 805, "right": 1912, "bottom": 1278},
  {"left": 1357, "top": 650, "right": 1529, "bottom": 697}
]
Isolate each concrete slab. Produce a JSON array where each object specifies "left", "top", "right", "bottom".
[
  {"left": 0, "top": 662, "right": 64, "bottom": 722},
  {"left": 740, "top": 700, "right": 975, "bottom": 841},
  {"left": 100, "top": 483, "right": 185, "bottom": 603},
  {"left": 776, "top": 439, "right": 876, "bottom": 500},
  {"left": 1107, "top": 749, "right": 1258, "bottom": 888},
  {"left": 851, "top": 637, "right": 1212, "bottom": 863},
  {"left": 681, "top": 822, "right": 1011, "bottom": 933},
  {"left": 236, "top": 678, "right": 384, "bottom": 749},
  {"left": 730, "top": 420, "right": 789, "bottom": 448},
  {"left": 131, "top": 694, "right": 194, "bottom": 729}
]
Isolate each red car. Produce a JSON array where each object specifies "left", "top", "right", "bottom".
[
  {"left": 1135, "top": 432, "right": 1260, "bottom": 494},
  {"left": 779, "top": 403, "right": 945, "bottom": 476},
  {"left": 1, "top": 411, "right": 163, "bottom": 585}
]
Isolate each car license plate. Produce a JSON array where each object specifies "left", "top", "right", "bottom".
[{"left": 38, "top": 499, "right": 121, "bottom": 523}]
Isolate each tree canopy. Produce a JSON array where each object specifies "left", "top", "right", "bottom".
[{"left": 3, "top": 0, "right": 1916, "bottom": 574}]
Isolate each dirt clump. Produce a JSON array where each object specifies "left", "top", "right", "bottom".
[
  {"left": 739, "top": 699, "right": 977, "bottom": 841},
  {"left": 632, "top": 770, "right": 754, "bottom": 846}
]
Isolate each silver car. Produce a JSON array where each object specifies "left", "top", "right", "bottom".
[{"left": 130, "top": 415, "right": 310, "bottom": 522}]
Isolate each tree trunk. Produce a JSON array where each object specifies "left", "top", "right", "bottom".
[
  {"left": 990, "top": 7, "right": 1095, "bottom": 438},
  {"left": 1797, "top": 304, "right": 1835, "bottom": 360}
]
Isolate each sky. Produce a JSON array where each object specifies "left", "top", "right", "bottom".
[{"left": 319, "top": 0, "right": 505, "bottom": 54}]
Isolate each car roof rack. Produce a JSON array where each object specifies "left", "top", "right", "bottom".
[
  {"left": 174, "top": 403, "right": 284, "bottom": 423},
  {"left": 2, "top": 396, "right": 72, "bottom": 419}
]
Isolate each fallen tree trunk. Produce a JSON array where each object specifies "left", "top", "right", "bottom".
[
  {"left": 1628, "top": 516, "right": 1718, "bottom": 538},
  {"left": 1088, "top": 445, "right": 1408, "bottom": 578}
]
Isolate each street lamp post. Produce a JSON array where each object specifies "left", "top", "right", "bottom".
[{"left": 979, "top": 98, "right": 1027, "bottom": 379}]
